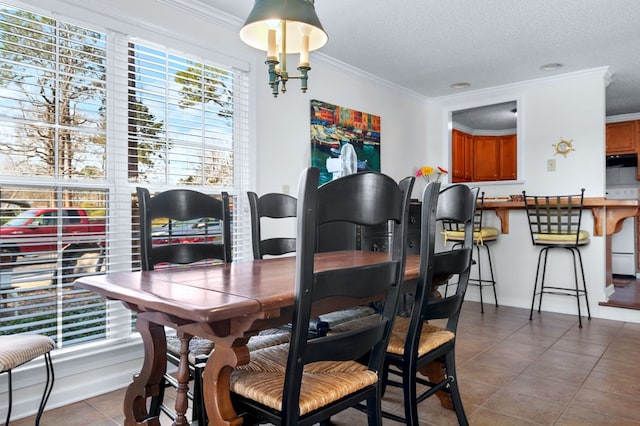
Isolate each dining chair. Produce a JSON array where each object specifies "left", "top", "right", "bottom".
[
  {"left": 0, "top": 334, "right": 55, "bottom": 426},
  {"left": 248, "top": 191, "right": 377, "bottom": 337},
  {"left": 442, "top": 190, "right": 499, "bottom": 313},
  {"left": 229, "top": 167, "right": 414, "bottom": 425},
  {"left": 380, "top": 183, "right": 477, "bottom": 425},
  {"left": 137, "top": 186, "right": 232, "bottom": 425},
  {"left": 523, "top": 189, "right": 591, "bottom": 327}
]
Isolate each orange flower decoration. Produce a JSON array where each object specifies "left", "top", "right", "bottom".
[{"left": 416, "top": 166, "right": 448, "bottom": 183}]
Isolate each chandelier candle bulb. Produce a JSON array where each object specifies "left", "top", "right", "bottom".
[
  {"left": 267, "top": 28, "right": 276, "bottom": 60},
  {"left": 299, "top": 26, "right": 310, "bottom": 67},
  {"left": 280, "top": 21, "right": 287, "bottom": 71}
]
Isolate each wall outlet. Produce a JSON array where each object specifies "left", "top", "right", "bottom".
[
  {"left": 547, "top": 158, "right": 556, "bottom": 172},
  {"left": 282, "top": 184, "right": 289, "bottom": 194}
]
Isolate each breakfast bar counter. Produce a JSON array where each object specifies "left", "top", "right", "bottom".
[
  {"left": 482, "top": 197, "right": 640, "bottom": 237},
  {"left": 482, "top": 197, "right": 640, "bottom": 290}
]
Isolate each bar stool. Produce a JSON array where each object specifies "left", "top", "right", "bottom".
[
  {"left": 523, "top": 189, "right": 591, "bottom": 328},
  {"left": 0, "top": 334, "right": 55, "bottom": 426},
  {"left": 442, "top": 191, "right": 499, "bottom": 313}
]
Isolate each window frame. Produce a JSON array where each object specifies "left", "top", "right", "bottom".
[{"left": 0, "top": 1, "right": 252, "bottom": 349}]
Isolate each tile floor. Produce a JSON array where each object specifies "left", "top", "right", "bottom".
[{"left": 12, "top": 301, "right": 640, "bottom": 425}]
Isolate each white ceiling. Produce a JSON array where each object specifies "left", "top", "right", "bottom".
[{"left": 202, "top": 0, "right": 640, "bottom": 123}]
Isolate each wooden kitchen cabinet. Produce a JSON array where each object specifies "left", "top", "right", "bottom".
[
  {"left": 453, "top": 131, "right": 517, "bottom": 182},
  {"left": 499, "top": 134, "right": 517, "bottom": 180},
  {"left": 606, "top": 121, "right": 636, "bottom": 155},
  {"left": 452, "top": 129, "right": 472, "bottom": 182},
  {"left": 473, "top": 136, "right": 500, "bottom": 181}
]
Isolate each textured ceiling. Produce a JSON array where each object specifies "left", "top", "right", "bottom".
[{"left": 202, "top": 0, "right": 640, "bottom": 124}]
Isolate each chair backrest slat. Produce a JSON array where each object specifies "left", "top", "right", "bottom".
[
  {"left": 248, "top": 191, "right": 297, "bottom": 259},
  {"left": 523, "top": 189, "right": 586, "bottom": 246},
  {"left": 137, "top": 187, "right": 232, "bottom": 270}
]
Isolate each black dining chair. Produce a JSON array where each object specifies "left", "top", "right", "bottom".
[
  {"left": 248, "top": 191, "right": 377, "bottom": 337},
  {"left": 229, "top": 167, "right": 414, "bottom": 425},
  {"left": 380, "top": 183, "right": 477, "bottom": 425},
  {"left": 137, "top": 187, "right": 232, "bottom": 425}
]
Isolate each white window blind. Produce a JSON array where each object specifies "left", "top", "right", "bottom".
[{"left": 0, "top": 3, "right": 251, "bottom": 348}]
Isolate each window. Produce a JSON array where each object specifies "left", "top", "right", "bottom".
[{"left": 0, "top": 4, "right": 250, "bottom": 348}]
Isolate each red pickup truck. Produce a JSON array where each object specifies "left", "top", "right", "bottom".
[{"left": 0, "top": 208, "right": 106, "bottom": 259}]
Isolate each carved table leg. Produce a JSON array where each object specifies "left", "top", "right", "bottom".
[
  {"left": 172, "top": 333, "right": 192, "bottom": 426},
  {"left": 202, "top": 341, "right": 248, "bottom": 426},
  {"left": 419, "top": 361, "right": 453, "bottom": 410},
  {"left": 124, "top": 317, "right": 165, "bottom": 426}
]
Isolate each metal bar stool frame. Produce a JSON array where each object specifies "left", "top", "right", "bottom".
[
  {"left": 523, "top": 189, "right": 591, "bottom": 328},
  {"left": 443, "top": 191, "right": 499, "bottom": 313}
]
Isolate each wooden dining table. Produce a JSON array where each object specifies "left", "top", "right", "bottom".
[{"left": 74, "top": 251, "right": 422, "bottom": 426}]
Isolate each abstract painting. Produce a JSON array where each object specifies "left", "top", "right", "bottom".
[{"left": 310, "top": 99, "right": 381, "bottom": 186}]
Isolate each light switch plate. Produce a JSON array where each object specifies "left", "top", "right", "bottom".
[{"left": 547, "top": 158, "right": 556, "bottom": 172}]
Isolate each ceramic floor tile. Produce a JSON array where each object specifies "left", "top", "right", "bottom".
[
  {"left": 550, "top": 337, "right": 609, "bottom": 357},
  {"left": 467, "top": 350, "right": 535, "bottom": 372},
  {"left": 592, "top": 356, "right": 640, "bottom": 379},
  {"left": 458, "top": 359, "right": 523, "bottom": 388},
  {"left": 456, "top": 376, "right": 500, "bottom": 408},
  {"left": 521, "top": 359, "right": 590, "bottom": 385},
  {"left": 571, "top": 387, "right": 640, "bottom": 423},
  {"left": 503, "top": 329, "right": 560, "bottom": 348},
  {"left": 536, "top": 347, "right": 600, "bottom": 370},
  {"left": 499, "top": 372, "right": 581, "bottom": 405},
  {"left": 468, "top": 406, "right": 541, "bottom": 426},
  {"left": 555, "top": 405, "right": 640, "bottom": 426},
  {"left": 483, "top": 388, "right": 566, "bottom": 424},
  {"left": 582, "top": 370, "right": 640, "bottom": 397},
  {"left": 487, "top": 339, "right": 549, "bottom": 360}
]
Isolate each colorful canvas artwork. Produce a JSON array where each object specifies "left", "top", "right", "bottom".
[{"left": 310, "top": 99, "right": 381, "bottom": 186}]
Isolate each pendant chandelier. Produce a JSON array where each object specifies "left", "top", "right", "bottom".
[{"left": 240, "top": 0, "right": 328, "bottom": 97}]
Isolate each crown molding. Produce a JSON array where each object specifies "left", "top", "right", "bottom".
[
  {"left": 434, "top": 66, "right": 613, "bottom": 104},
  {"left": 607, "top": 112, "right": 640, "bottom": 123}
]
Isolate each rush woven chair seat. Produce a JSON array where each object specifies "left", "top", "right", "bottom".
[
  {"left": 162, "top": 331, "right": 290, "bottom": 404},
  {"left": 523, "top": 188, "right": 591, "bottom": 328},
  {"left": 230, "top": 168, "right": 414, "bottom": 425},
  {"left": 0, "top": 334, "right": 55, "bottom": 426},
  {"left": 380, "top": 183, "right": 477, "bottom": 426},
  {"left": 442, "top": 191, "right": 499, "bottom": 313}
]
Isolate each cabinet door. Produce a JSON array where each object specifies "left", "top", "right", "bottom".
[
  {"left": 451, "top": 129, "right": 465, "bottom": 182},
  {"left": 499, "top": 134, "right": 517, "bottom": 180},
  {"left": 452, "top": 129, "right": 473, "bottom": 182},
  {"left": 606, "top": 121, "right": 636, "bottom": 154},
  {"left": 463, "top": 133, "right": 473, "bottom": 180},
  {"left": 473, "top": 136, "right": 499, "bottom": 181}
]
